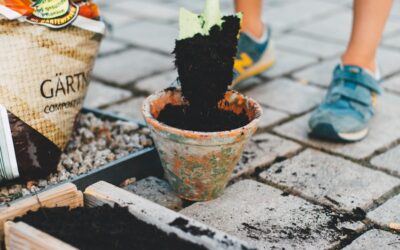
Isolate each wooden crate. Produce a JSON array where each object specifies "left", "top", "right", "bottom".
[
  {"left": 4, "top": 181, "right": 256, "bottom": 250},
  {"left": 0, "top": 183, "right": 83, "bottom": 237},
  {"left": 5, "top": 222, "right": 77, "bottom": 250}
]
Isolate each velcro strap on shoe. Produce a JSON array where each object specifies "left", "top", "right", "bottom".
[
  {"left": 330, "top": 85, "right": 372, "bottom": 106},
  {"left": 333, "top": 70, "right": 382, "bottom": 94}
]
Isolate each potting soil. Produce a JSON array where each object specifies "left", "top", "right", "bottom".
[
  {"left": 158, "top": 15, "right": 249, "bottom": 132},
  {"left": 15, "top": 204, "right": 207, "bottom": 250},
  {"left": 157, "top": 103, "right": 249, "bottom": 132}
]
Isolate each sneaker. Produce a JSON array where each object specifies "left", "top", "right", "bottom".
[
  {"left": 232, "top": 26, "right": 275, "bottom": 87},
  {"left": 309, "top": 64, "right": 382, "bottom": 142}
]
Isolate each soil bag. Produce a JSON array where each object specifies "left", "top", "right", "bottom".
[{"left": 0, "top": 0, "right": 105, "bottom": 181}]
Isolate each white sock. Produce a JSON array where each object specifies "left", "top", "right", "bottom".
[
  {"left": 365, "top": 67, "right": 381, "bottom": 80},
  {"left": 244, "top": 25, "right": 268, "bottom": 44}
]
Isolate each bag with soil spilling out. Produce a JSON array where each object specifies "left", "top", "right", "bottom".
[{"left": 0, "top": 0, "right": 105, "bottom": 181}]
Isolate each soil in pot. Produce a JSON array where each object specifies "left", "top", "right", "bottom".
[
  {"left": 157, "top": 99, "right": 249, "bottom": 132},
  {"left": 157, "top": 15, "right": 249, "bottom": 132},
  {"left": 14, "top": 204, "right": 206, "bottom": 250}
]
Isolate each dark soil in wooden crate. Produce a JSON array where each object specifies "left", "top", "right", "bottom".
[{"left": 15, "top": 204, "right": 206, "bottom": 250}]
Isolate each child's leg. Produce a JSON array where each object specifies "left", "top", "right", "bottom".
[
  {"left": 342, "top": 0, "right": 393, "bottom": 73},
  {"left": 309, "top": 0, "right": 393, "bottom": 142},
  {"left": 232, "top": 0, "right": 275, "bottom": 86},
  {"left": 234, "top": 0, "right": 264, "bottom": 38}
]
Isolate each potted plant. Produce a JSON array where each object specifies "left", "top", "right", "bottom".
[{"left": 142, "top": 0, "right": 263, "bottom": 201}]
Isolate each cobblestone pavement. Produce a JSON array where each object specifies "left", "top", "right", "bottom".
[{"left": 89, "top": 0, "right": 400, "bottom": 249}]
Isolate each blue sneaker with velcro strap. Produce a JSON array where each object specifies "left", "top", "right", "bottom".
[{"left": 309, "top": 64, "right": 382, "bottom": 142}]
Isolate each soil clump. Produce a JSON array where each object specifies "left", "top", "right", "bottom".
[{"left": 158, "top": 15, "right": 249, "bottom": 131}]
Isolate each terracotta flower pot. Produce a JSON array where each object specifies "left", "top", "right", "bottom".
[{"left": 142, "top": 88, "right": 262, "bottom": 201}]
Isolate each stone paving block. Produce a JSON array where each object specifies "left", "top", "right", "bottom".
[
  {"left": 168, "top": 0, "right": 233, "bottom": 13},
  {"left": 259, "top": 149, "right": 400, "bottom": 211},
  {"left": 93, "top": 49, "right": 173, "bottom": 85},
  {"left": 295, "top": 12, "right": 352, "bottom": 43},
  {"left": 293, "top": 47, "right": 400, "bottom": 87},
  {"left": 98, "top": 39, "right": 126, "bottom": 56},
  {"left": 383, "top": 33, "right": 400, "bottom": 49},
  {"left": 382, "top": 75, "right": 400, "bottom": 94},
  {"left": 232, "top": 76, "right": 266, "bottom": 92},
  {"left": 370, "top": 145, "right": 400, "bottom": 176},
  {"left": 277, "top": 33, "right": 345, "bottom": 58},
  {"left": 135, "top": 71, "right": 178, "bottom": 94},
  {"left": 367, "top": 194, "right": 400, "bottom": 229},
  {"left": 105, "top": 96, "right": 145, "bottom": 123},
  {"left": 264, "top": 0, "right": 310, "bottom": 8},
  {"left": 166, "top": 0, "right": 205, "bottom": 13},
  {"left": 101, "top": 9, "right": 136, "bottom": 29},
  {"left": 274, "top": 93, "right": 400, "bottom": 159},
  {"left": 390, "top": 1, "right": 400, "bottom": 20},
  {"left": 84, "top": 81, "right": 132, "bottom": 108},
  {"left": 342, "top": 229, "right": 400, "bottom": 250},
  {"left": 293, "top": 58, "right": 338, "bottom": 87},
  {"left": 113, "top": 21, "right": 178, "bottom": 54},
  {"left": 124, "top": 176, "right": 183, "bottom": 211},
  {"left": 181, "top": 180, "right": 363, "bottom": 250},
  {"left": 376, "top": 47, "right": 400, "bottom": 78},
  {"left": 264, "top": 1, "right": 343, "bottom": 32},
  {"left": 233, "top": 133, "right": 301, "bottom": 179},
  {"left": 258, "top": 107, "right": 289, "bottom": 129},
  {"left": 296, "top": 11, "right": 400, "bottom": 43},
  {"left": 245, "top": 78, "right": 325, "bottom": 114},
  {"left": 261, "top": 49, "right": 317, "bottom": 78},
  {"left": 110, "top": 1, "right": 178, "bottom": 22}
]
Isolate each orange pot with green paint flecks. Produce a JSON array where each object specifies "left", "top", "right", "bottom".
[{"left": 142, "top": 88, "right": 262, "bottom": 201}]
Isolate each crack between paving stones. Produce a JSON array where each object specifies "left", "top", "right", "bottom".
[
  {"left": 276, "top": 45, "right": 342, "bottom": 62},
  {"left": 260, "top": 58, "right": 320, "bottom": 81},
  {"left": 273, "top": 5, "right": 349, "bottom": 36},
  {"left": 383, "top": 88, "right": 400, "bottom": 96},
  {"left": 109, "top": 37, "right": 174, "bottom": 57},
  {"left": 257, "top": 170, "right": 400, "bottom": 218},
  {"left": 92, "top": 66, "right": 173, "bottom": 89}
]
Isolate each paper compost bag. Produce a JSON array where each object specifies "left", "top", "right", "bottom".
[{"left": 0, "top": 0, "right": 105, "bottom": 181}]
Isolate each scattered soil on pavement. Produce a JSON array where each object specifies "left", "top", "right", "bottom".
[
  {"left": 170, "top": 217, "right": 215, "bottom": 237},
  {"left": 15, "top": 204, "right": 206, "bottom": 250},
  {"left": 238, "top": 204, "right": 363, "bottom": 247}
]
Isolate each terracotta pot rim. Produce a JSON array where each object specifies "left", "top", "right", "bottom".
[{"left": 142, "top": 88, "right": 263, "bottom": 139}]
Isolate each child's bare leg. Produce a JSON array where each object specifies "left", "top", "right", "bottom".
[
  {"left": 309, "top": 0, "right": 393, "bottom": 142},
  {"left": 234, "top": 0, "right": 264, "bottom": 38},
  {"left": 342, "top": 0, "right": 393, "bottom": 72}
]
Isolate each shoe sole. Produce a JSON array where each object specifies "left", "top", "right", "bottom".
[
  {"left": 338, "top": 128, "right": 369, "bottom": 142},
  {"left": 232, "top": 41, "right": 276, "bottom": 88},
  {"left": 310, "top": 123, "right": 369, "bottom": 142}
]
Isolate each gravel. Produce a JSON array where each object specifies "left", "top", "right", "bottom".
[{"left": 0, "top": 112, "right": 153, "bottom": 205}]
